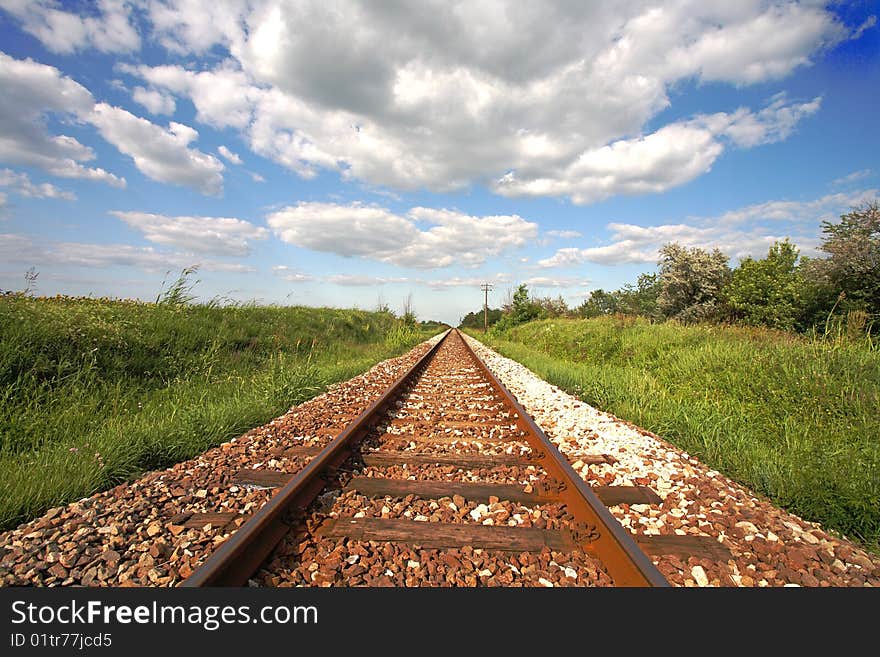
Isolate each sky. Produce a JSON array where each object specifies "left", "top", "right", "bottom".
[{"left": 0, "top": 1, "right": 878, "bottom": 325}]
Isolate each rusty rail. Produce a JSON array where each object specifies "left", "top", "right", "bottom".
[
  {"left": 457, "top": 329, "right": 669, "bottom": 587},
  {"left": 181, "top": 329, "right": 451, "bottom": 586}
]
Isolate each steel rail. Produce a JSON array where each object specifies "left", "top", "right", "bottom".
[
  {"left": 181, "top": 329, "right": 452, "bottom": 586},
  {"left": 456, "top": 329, "right": 669, "bottom": 587}
]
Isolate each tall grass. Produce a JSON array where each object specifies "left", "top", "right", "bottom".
[
  {"left": 0, "top": 293, "right": 435, "bottom": 531},
  {"left": 470, "top": 316, "right": 880, "bottom": 552}
]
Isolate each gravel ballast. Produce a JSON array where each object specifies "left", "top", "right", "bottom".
[{"left": 462, "top": 333, "right": 880, "bottom": 587}]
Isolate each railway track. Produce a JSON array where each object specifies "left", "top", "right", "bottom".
[
  {"left": 182, "top": 329, "right": 670, "bottom": 587},
  {"left": 3, "top": 329, "right": 877, "bottom": 588}
]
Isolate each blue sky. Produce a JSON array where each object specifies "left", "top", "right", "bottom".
[{"left": 0, "top": 1, "right": 877, "bottom": 325}]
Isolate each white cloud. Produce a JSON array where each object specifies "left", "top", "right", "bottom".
[
  {"left": 249, "top": 171, "right": 265, "bottom": 182},
  {"left": 539, "top": 225, "right": 804, "bottom": 267},
  {"left": 119, "top": 62, "right": 258, "bottom": 130},
  {"left": 144, "top": 0, "right": 247, "bottom": 55},
  {"left": 0, "top": 0, "right": 140, "bottom": 54},
  {"left": 831, "top": 169, "right": 874, "bottom": 187},
  {"left": 132, "top": 86, "right": 176, "bottom": 115},
  {"left": 0, "top": 233, "right": 43, "bottom": 261},
  {"left": 0, "top": 52, "right": 125, "bottom": 187},
  {"left": 88, "top": 104, "right": 224, "bottom": 195},
  {"left": 399, "top": 207, "right": 538, "bottom": 268},
  {"left": 852, "top": 15, "right": 878, "bottom": 40},
  {"left": 418, "top": 274, "right": 511, "bottom": 290},
  {"left": 110, "top": 211, "right": 267, "bottom": 256},
  {"left": 271, "top": 265, "right": 313, "bottom": 282},
  {"left": 122, "top": 1, "right": 857, "bottom": 202},
  {"left": 538, "top": 188, "right": 878, "bottom": 268},
  {"left": 539, "top": 244, "right": 659, "bottom": 268},
  {"left": 546, "top": 230, "right": 582, "bottom": 239},
  {"left": 597, "top": 3, "right": 848, "bottom": 86},
  {"left": 0, "top": 53, "right": 226, "bottom": 195},
  {"left": 268, "top": 202, "right": 417, "bottom": 258},
  {"left": 714, "top": 189, "right": 879, "bottom": 225},
  {"left": 267, "top": 202, "right": 537, "bottom": 269},
  {"left": 523, "top": 276, "right": 591, "bottom": 289},
  {"left": 326, "top": 274, "right": 409, "bottom": 286},
  {"left": 218, "top": 145, "right": 242, "bottom": 164},
  {"left": 494, "top": 95, "right": 821, "bottom": 204},
  {"left": 709, "top": 94, "right": 823, "bottom": 148},
  {"left": 0, "top": 168, "right": 75, "bottom": 199},
  {"left": 0, "top": 232, "right": 255, "bottom": 273}
]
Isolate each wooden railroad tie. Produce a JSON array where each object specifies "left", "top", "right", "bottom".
[
  {"left": 317, "top": 517, "right": 732, "bottom": 561},
  {"left": 229, "top": 471, "right": 661, "bottom": 507}
]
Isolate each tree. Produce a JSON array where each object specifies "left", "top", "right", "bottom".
[
  {"left": 575, "top": 288, "right": 618, "bottom": 318},
  {"left": 724, "top": 240, "right": 801, "bottom": 330},
  {"left": 459, "top": 307, "right": 502, "bottom": 329},
  {"left": 812, "top": 201, "right": 880, "bottom": 315},
  {"left": 616, "top": 273, "right": 661, "bottom": 319},
  {"left": 493, "top": 284, "right": 545, "bottom": 331},
  {"left": 532, "top": 294, "right": 569, "bottom": 317},
  {"left": 657, "top": 243, "right": 731, "bottom": 323}
]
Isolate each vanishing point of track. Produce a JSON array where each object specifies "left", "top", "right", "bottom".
[{"left": 182, "top": 329, "right": 669, "bottom": 587}]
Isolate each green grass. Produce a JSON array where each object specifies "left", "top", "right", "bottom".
[
  {"left": 0, "top": 293, "right": 438, "bottom": 531},
  {"left": 467, "top": 316, "right": 880, "bottom": 553}
]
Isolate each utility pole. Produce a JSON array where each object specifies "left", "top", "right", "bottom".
[{"left": 480, "top": 283, "right": 493, "bottom": 333}]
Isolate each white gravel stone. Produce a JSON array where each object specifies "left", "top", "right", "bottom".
[{"left": 691, "top": 566, "right": 709, "bottom": 587}]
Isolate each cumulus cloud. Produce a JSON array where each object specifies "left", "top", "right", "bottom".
[
  {"left": 537, "top": 188, "right": 877, "bottom": 268},
  {"left": 132, "top": 86, "right": 176, "bottom": 115},
  {"left": 708, "top": 93, "right": 823, "bottom": 148},
  {"left": 110, "top": 211, "right": 267, "bottom": 256},
  {"left": 268, "top": 202, "right": 417, "bottom": 258},
  {"left": 145, "top": 0, "right": 246, "bottom": 55},
  {"left": 0, "top": 168, "right": 75, "bottom": 200},
  {"left": 0, "top": 52, "right": 125, "bottom": 187},
  {"left": 0, "top": 52, "right": 226, "bottom": 195},
  {"left": 217, "top": 145, "right": 242, "bottom": 164},
  {"left": 267, "top": 202, "right": 537, "bottom": 269},
  {"left": 546, "top": 230, "right": 582, "bottom": 239},
  {"left": 399, "top": 207, "right": 538, "bottom": 268},
  {"left": 119, "top": 1, "right": 860, "bottom": 202},
  {"left": 0, "top": 0, "right": 140, "bottom": 54},
  {"left": 118, "top": 62, "right": 259, "bottom": 130},
  {"left": 88, "top": 104, "right": 224, "bottom": 195},
  {"left": 494, "top": 95, "right": 822, "bottom": 204},
  {"left": 0, "top": 232, "right": 254, "bottom": 273}
]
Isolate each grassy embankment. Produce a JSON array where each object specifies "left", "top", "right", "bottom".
[
  {"left": 0, "top": 294, "right": 441, "bottom": 531},
  {"left": 467, "top": 317, "right": 880, "bottom": 552}
]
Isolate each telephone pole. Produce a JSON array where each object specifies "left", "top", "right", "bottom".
[{"left": 480, "top": 283, "right": 493, "bottom": 333}]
